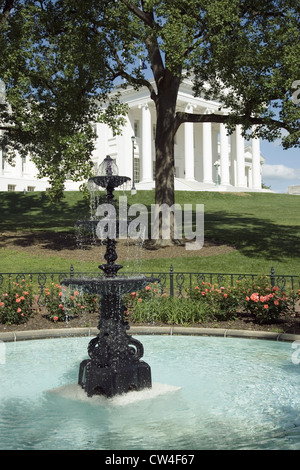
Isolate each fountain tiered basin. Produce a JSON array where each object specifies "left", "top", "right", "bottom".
[{"left": 62, "top": 156, "right": 159, "bottom": 398}]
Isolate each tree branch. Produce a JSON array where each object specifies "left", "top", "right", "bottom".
[
  {"left": 119, "top": 0, "right": 164, "bottom": 87},
  {"left": 119, "top": 0, "right": 157, "bottom": 29},
  {"left": 175, "top": 111, "right": 294, "bottom": 134},
  {"left": 103, "top": 36, "right": 158, "bottom": 102},
  {"left": 0, "top": 0, "right": 15, "bottom": 30}
]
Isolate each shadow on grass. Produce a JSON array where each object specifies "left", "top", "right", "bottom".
[
  {"left": 204, "top": 211, "right": 300, "bottom": 261},
  {"left": 0, "top": 192, "right": 299, "bottom": 263},
  {"left": 0, "top": 231, "right": 79, "bottom": 251},
  {"left": 0, "top": 192, "right": 89, "bottom": 231}
]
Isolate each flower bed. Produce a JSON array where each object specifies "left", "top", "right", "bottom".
[
  {"left": 0, "top": 277, "right": 98, "bottom": 325},
  {"left": 125, "top": 278, "right": 300, "bottom": 325},
  {"left": 0, "top": 277, "right": 299, "bottom": 326}
]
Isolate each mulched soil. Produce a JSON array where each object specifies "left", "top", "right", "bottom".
[{"left": 0, "top": 230, "right": 236, "bottom": 262}]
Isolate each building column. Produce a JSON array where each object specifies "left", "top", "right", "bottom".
[
  {"left": 220, "top": 123, "right": 230, "bottom": 186},
  {"left": 252, "top": 128, "right": 261, "bottom": 190},
  {"left": 141, "top": 104, "right": 153, "bottom": 182},
  {"left": 202, "top": 121, "right": 213, "bottom": 184},
  {"left": 235, "top": 125, "right": 245, "bottom": 187},
  {"left": 184, "top": 104, "right": 195, "bottom": 180}
]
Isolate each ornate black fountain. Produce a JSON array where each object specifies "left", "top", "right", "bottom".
[{"left": 62, "top": 156, "right": 158, "bottom": 398}]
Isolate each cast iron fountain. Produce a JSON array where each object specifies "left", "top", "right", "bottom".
[{"left": 62, "top": 156, "right": 158, "bottom": 398}]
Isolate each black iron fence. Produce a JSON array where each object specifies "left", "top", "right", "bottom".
[{"left": 0, "top": 265, "right": 299, "bottom": 298}]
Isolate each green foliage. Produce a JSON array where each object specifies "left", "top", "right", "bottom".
[
  {"left": 0, "top": 274, "right": 298, "bottom": 326},
  {"left": 124, "top": 284, "right": 208, "bottom": 324},
  {"left": 40, "top": 283, "right": 98, "bottom": 322},
  {"left": 0, "top": 276, "right": 33, "bottom": 324},
  {"left": 189, "top": 282, "right": 242, "bottom": 321},
  {"left": 125, "top": 278, "right": 299, "bottom": 326},
  {"left": 242, "top": 278, "right": 292, "bottom": 324},
  {"left": 0, "top": 0, "right": 128, "bottom": 200}
]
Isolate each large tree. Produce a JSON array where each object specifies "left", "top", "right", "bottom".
[
  {"left": 0, "top": 0, "right": 128, "bottom": 199},
  {"left": 0, "top": 0, "right": 299, "bottom": 208}
]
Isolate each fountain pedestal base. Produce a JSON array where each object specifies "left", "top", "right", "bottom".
[{"left": 78, "top": 358, "right": 152, "bottom": 398}]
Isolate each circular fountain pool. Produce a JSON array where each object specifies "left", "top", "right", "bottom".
[{"left": 0, "top": 334, "right": 300, "bottom": 450}]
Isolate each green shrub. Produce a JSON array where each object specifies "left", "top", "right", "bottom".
[
  {"left": 40, "top": 283, "right": 98, "bottom": 322},
  {"left": 242, "top": 278, "right": 293, "bottom": 323},
  {"left": 0, "top": 277, "right": 34, "bottom": 324},
  {"left": 124, "top": 284, "right": 209, "bottom": 325},
  {"left": 187, "top": 281, "right": 244, "bottom": 321},
  {"left": 188, "top": 277, "right": 297, "bottom": 324}
]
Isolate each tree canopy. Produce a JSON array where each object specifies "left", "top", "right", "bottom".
[{"left": 0, "top": 0, "right": 299, "bottom": 201}]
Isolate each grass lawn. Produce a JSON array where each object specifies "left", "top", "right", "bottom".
[{"left": 0, "top": 190, "right": 299, "bottom": 275}]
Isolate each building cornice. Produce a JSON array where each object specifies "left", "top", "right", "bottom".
[{"left": 111, "top": 78, "right": 229, "bottom": 114}]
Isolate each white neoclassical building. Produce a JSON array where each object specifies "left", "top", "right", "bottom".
[{"left": 0, "top": 78, "right": 265, "bottom": 192}]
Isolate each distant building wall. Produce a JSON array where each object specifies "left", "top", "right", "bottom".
[{"left": 288, "top": 185, "right": 300, "bottom": 195}]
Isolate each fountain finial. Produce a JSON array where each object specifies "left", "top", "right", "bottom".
[
  {"left": 90, "top": 155, "right": 129, "bottom": 190},
  {"left": 97, "top": 155, "right": 119, "bottom": 176}
]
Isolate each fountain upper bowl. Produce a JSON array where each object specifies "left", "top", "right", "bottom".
[
  {"left": 89, "top": 175, "right": 130, "bottom": 189},
  {"left": 61, "top": 275, "right": 159, "bottom": 296}
]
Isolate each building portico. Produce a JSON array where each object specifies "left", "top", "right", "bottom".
[{"left": 0, "top": 78, "right": 265, "bottom": 193}]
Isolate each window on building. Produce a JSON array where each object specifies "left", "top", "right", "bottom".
[
  {"left": 92, "top": 124, "right": 97, "bottom": 139},
  {"left": 27, "top": 186, "right": 35, "bottom": 192},
  {"left": 134, "top": 157, "right": 140, "bottom": 183},
  {"left": 134, "top": 120, "right": 140, "bottom": 138},
  {"left": 7, "top": 184, "right": 16, "bottom": 192}
]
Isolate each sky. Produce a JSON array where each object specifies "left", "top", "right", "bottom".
[{"left": 260, "top": 138, "right": 300, "bottom": 193}]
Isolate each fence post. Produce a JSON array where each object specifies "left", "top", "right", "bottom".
[
  {"left": 270, "top": 266, "right": 275, "bottom": 288},
  {"left": 170, "top": 265, "right": 174, "bottom": 298},
  {"left": 70, "top": 264, "right": 74, "bottom": 279}
]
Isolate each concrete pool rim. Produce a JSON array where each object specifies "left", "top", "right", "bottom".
[{"left": 0, "top": 326, "right": 300, "bottom": 343}]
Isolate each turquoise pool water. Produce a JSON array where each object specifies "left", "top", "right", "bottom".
[{"left": 0, "top": 335, "right": 299, "bottom": 450}]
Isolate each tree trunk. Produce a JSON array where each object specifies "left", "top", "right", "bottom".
[
  {"left": 154, "top": 71, "right": 180, "bottom": 206},
  {"left": 148, "top": 71, "right": 181, "bottom": 248}
]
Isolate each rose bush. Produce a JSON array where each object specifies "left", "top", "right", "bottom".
[
  {"left": 188, "top": 281, "right": 244, "bottom": 320},
  {"left": 40, "top": 283, "right": 98, "bottom": 322},
  {"left": 0, "top": 277, "right": 33, "bottom": 324},
  {"left": 242, "top": 279, "right": 294, "bottom": 323}
]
